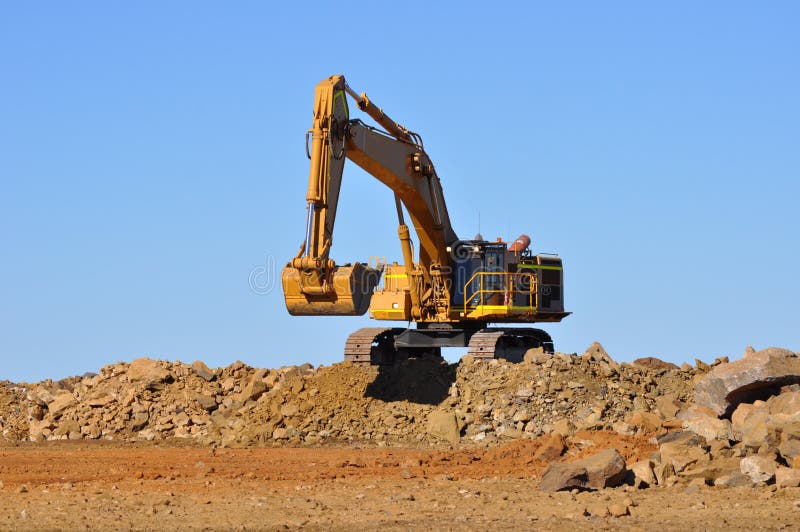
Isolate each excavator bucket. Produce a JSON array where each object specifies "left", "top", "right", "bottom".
[{"left": 282, "top": 262, "right": 382, "bottom": 316}]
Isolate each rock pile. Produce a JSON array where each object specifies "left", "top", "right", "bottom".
[
  {"left": 611, "top": 347, "right": 800, "bottom": 491},
  {"left": 2, "top": 340, "right": 799, "bottom": 495},
  {"left": 0, "top": 343, "right": 703, "bottom": 447},
  {"left": 22, "top": 358, "right": 319, "bottom": 443}
]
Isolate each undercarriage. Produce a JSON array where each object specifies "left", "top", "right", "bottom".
[{"left": 343, "top": 326, "right": 554, "bottom": 365}]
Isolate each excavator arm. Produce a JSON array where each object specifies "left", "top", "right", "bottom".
[{"left": 282, "top": 75, "right": 458, "bottom": 319}]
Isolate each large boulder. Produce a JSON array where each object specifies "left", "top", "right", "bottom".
[
  {"left": 539, "top": 448, "right": 627, "bottom": 492},
  {"left": 694, "top": 348, "right": 800, "bottom": 417},
  {"left": 539, "top": 463, "right": 588, "bottom": 492}
]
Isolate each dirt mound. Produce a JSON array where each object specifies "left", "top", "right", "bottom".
[{"left": 0, "top": 344, "right": 704, "bottom": 447}]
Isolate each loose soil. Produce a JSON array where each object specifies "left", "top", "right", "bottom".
[{"left": 1, "top": 439, "right": 798, "bottom": 530}]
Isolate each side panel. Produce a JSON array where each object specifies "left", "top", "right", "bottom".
[
  {"left": 369, "top": 264, "right": 412, "bottom": 321},
  {"left": 535, "top": 256, "right": 565, "bottom": 313}
]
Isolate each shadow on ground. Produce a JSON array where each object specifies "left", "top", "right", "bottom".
[{"left": 364, "top": 358, "right": 457, "bottom": 405}]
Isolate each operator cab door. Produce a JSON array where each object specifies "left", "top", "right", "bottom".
[{"left": 482, "top": 244, "right": 505, "bottom": 305}]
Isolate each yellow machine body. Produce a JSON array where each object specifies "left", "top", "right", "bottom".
[{"left": 281, "top": 75, "right": 570, "bottom": 364}]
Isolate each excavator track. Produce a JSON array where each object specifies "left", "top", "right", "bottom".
[
  {"left": 466, "top": 328, "right": 554, "bottom": 362},
  {"left": 343, "top": 327, "right": 404, "bottom": 365}
]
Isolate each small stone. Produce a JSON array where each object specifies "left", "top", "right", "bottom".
[
  {"left": 695, "top": 359, "right": 711, "bottom": 372},
  {"left": 402, "top": 458, "right": 421, "bottom": 468},
  {"left": 551, "top": 419, "right": 576, "bottom": 437},
  {"left": 659, "top": 441, "right": 708, "bottom": 473},
  {"left": 137, "top": 429, "right": 157, "bottom": 441},
  {"left": 629, "top": 459, "right": 656, "bottom": 487},
  {"left": 87, "top": 394, "right": 115, "bottom": 408},
  {"left": 622, "top": 496, "right": 636, "bottom": 507},
  {"left": 776, "top": 467, "right": 800, "bottom": 488},
  {"left": 17, "top": 485, "right": 28, "bottom": 493},
  {"left": 655, "top": 394, "right": 683, "bottom": 420},
  {"left": 714, "top": 472, "right": 753, "bottom": 487},
  {"left": 627, "top": 412, "right": 662, "bottom": 433},
  {"left": 192, "top": 360, "right": 215, "bottom": 381},
  {"left": 195, "top": 393, "right": 217, "bottom": 412},
  {"left": 608, "top": 503, "right": 629, "bottom": 517},
  {"left": 524, "top": 348, "right": 549, "bottom": 364},
  {"left": 679, "top": 406, "right": 734, "bottom": 441},
  {"left": 633, "top": 357, "right": 679, "bottom": 371},
  {"left": 427, "top": 411, "right": 460, "bottom": 443},
  {"left": 240, "top": 378, "right": 267, "bottom": 402},
  {"left": 612, "top": 421, "right": 635, "bottom": 436},
  {"left": 588, "top": 504, "right": 610, "bottom": 517},
  {"left": 740, "top": 455, "right": 777, "bottom": 483},
  {"left": 533, "top": 433, "right": 565, "bottom": 462}
]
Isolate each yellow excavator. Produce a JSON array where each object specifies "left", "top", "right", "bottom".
[{"left": 282, "top": 75, "right": 570, "bottom": 364}]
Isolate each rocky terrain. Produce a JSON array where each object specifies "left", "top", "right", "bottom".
[
  {"left": 3, "top": 342, "right": 698, "bottom": 447},
  {"left": 2, "top": 343, "right": 800, "bottom": 529}
]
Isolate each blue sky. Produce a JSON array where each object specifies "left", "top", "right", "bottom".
[{"left": 1, "top": 2, "right": 798, "bottom": 382}]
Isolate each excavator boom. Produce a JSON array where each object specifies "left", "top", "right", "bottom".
[{"left": 282, "top": 75, "right": 456, "bottom": 318}]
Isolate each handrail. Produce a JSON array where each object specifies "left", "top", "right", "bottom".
[{"left": 462, "top": 271, "right": 538, "bottom": 314}]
